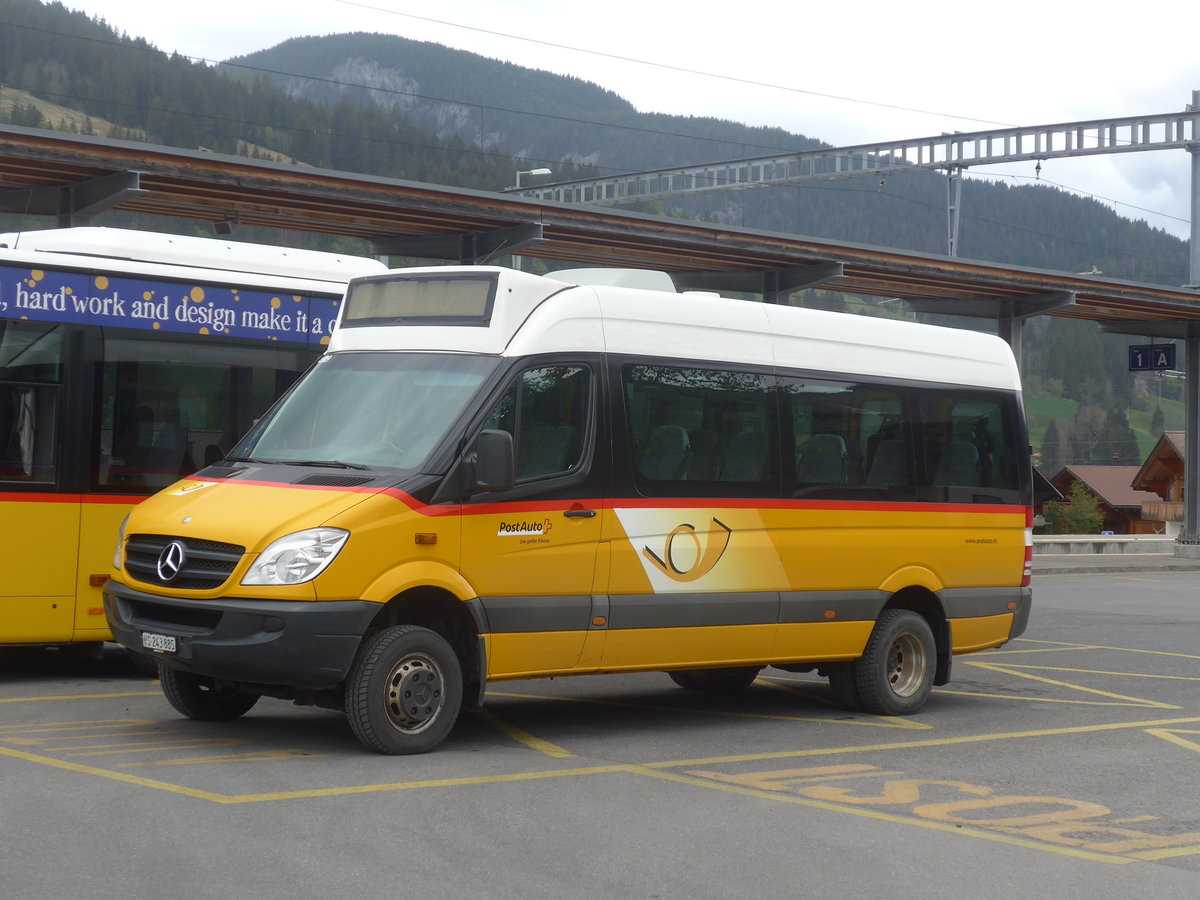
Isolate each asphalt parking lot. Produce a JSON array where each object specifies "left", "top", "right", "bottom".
[{"left": 4, "top": 567, "right": 1200, "bottom": 899}]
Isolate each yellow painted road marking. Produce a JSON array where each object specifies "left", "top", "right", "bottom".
[
  {"left": 0, "top": 719, "right": 158, "bottom": 736},
  {"left": 0, "top": 692, "right": 160, "bottom": 704},
  {"left": 931, "top": 689, "right": 1152, "bottom": 707},
  {"left": 627, "top": 764, "right": 1130, "bottom": 865},
  {"left": 755, "top": 676, "right": 931, "bottom": 730},
  {"left": 636, "top": 715, "right": 1200, "bottom": 769},
  {"left": 1144, "top": 728, "right": 1200, "bottom": 755},
  {"left": 996, "top": 665, "right": 1200, "bottom": 683},
  {"left": 63, "top": 738, "right": 250, "bottom": 756},
  {"left": 468, "top": 709, "right": 575, "bottom": 758},
  {"left": 961, "top": 661, "right": 1179, "bottom": 709},
  {"left": 487, "top": 689, "right": 928, "bottom": 729},
  {"left": 1129, "top": 844, "right": 1200, "bottom": 860},
  {"left": 122, "top": 750, "right": 328, "bottom": 768},
  {"left": 995, "top": 639, "right": 1200, "bottom": 662}
]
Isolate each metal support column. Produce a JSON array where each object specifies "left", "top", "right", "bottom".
[
  {"left": 1183, "top": 324, "right": 1200, "bottom": 547},
  {"left": 1190, "top": 90, "right": 1200, "bottom": 289},
  {"left": 996, "top": 301, "right": 1022, "bottom": 368},
  {"left": 1179, "top": 91, "right": 1200, "bottom": 553},
  {"left": 947, "top": 168, "right": 963, "bottom": 257}
]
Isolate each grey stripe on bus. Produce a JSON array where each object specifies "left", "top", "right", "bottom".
[{"left": 477, "top": 586, "right": 1025, "bottom": 634}]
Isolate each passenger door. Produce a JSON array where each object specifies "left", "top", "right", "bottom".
[{"left": 459, "top": 361, "right": 606, "bottom": 677}]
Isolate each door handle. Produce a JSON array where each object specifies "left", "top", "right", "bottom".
[{"left": 563, "top": 506, "right": 596, "bottom": 519}]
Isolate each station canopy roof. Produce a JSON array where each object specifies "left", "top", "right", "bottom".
[{"left": 2, "top": 124, "right": 1199, "bottom": 335}]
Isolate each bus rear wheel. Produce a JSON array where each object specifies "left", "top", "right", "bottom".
[
  {"left": 160, "top": 667, "right": 259, "bottom": 721},
  {"left": 668, "top": 666, "right": 761, "bottom": 694},
  {"left": 345, "top": 626, "right": 463, "bottom": 755},
  {"left": 854, "top": 609, "right": 936, "bottom": 716},
  {"left": 827, "top": 663, "right": 864, "bottom": 711}
]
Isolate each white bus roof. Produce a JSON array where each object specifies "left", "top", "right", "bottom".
[
  {"left": 331, "top": 266, "right": 1021, "bottom": 392},
  {"left": 0, "top": 226, "right": 388, "bottom": 288}
]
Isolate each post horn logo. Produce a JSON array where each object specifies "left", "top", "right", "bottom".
[{"left": 642, "top": 517, "right": 731, "bottom": 582}]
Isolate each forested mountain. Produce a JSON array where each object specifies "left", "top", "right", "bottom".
[{"left": 0, "top": 0, "right": 1191, "bottom": 467}]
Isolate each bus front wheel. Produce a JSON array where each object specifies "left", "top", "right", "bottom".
[
  {"left": 345, "top": 625, "right": 463, "bottom": 755},
  {"left": 854, "top": 610, "right": 935, "bottom": 716},
  {"left": 160, "top": 667, "right": 259, "bottom": 721}
]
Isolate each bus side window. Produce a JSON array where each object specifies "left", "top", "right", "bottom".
[
  {"left": 483, "top": 365, "right": 590, "bottom": 483},
  {"left": 783, "top": 377, "right": 905, "bottom": 495},
  {"left": 0, "top": 322, "right": 61, "bottom": 484},
  {"left": 0, "top": 384, "right": 56, "bottom": 482},
  {"left": 624, "top": 362, "right": 777, "bottom": 496}
]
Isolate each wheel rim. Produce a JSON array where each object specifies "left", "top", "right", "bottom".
[
  {"left": 885, "top": 632, "right": 928, "bottom": 698},
  {"left": 383, "top": 652, "right": 445, "bottom": 734}
]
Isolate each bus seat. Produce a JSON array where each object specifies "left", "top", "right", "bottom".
[
  {"left": 639, "top": 425, "right": 690, "bottom": 480},
  {"left": 933, "top": 441, "right": 980, "bottom": 486},
  {"left": 687, "top": 429, "right": 720, "bottom": 480},
  {"left": 720, "top": 430, "right": 767, "bottom": 481},
  {"left": 866, "top": 439, "right": 907, "bottom": 485},
  {"left": 796, "top": 433, "right": 848, "bottom": 483}
]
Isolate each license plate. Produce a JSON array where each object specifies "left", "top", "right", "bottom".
[{"left": 141, "top": 632, "right": 177, "bottom": 653}]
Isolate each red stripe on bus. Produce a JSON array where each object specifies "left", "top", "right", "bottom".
[{"left": 0, "top": 492, "right": 144, "bottom": 504}]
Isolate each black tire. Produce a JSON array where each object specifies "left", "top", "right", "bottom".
[
  {"left": 854, "top": 609, "right": 936, "bottom": 715},
  {"left": 345, "top": 626, "right": 463, "bottom": 755},
  {"left": 160, "top": 667, "right": 259, "bottom": 721},
  {"left": 668, "top": 666, "right": 761, "bottom": 694},
  {"left": 827, "top": 662, "right": 864, "bottom": 711}
]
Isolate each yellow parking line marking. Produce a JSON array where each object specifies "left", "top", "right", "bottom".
[
  {"left": 0, "top": 692, "right": 160, "bottom": 704},
  {"left": 996, "top": 640, "right": 1200, "bottom": 662},
  {"left": 961, "top": 662, "right": 1178, "bottom": 709},
  {"left": 1128, "top": 844, "right": 1200, "bottom": 860},
  {"left": 0, "top": 720, "right": 160, "bottom": 739},
  {"left": 755, "top": 677, "right": 931, "bottom": 729},
  {"left": 63, "top": 738, "right": 250, "bottom": 756},
  {"left": 122, "top": 750, "right": 328, "bottom": 768},
  {"left": 1144, "top": 728, "right": 1200, "bottom": 755},
  {"left": 931, "top": 689, "right": 1154, "bottom": 707},
  {"left": 627, "top": 765, "right": 1130, "bottom": 865},
  {"left": 996, "top": 665, "right": 1200, "bottom": 683},
  {"left": 486, "top": 690, "right": 927, "bottom": 729},
  {"left": 0, "top": 741, "right": 631, "bottom": 803},
  {"left": 468, "top": 709, "right": 575, "bottom": 758},
  {"left": 636, "top": 715, "right": 1200, "bottom": 769},
  {"left": 225, "top": 765, "right": 635, "bottom": 803},
  {"left": 0, "top": 745, "right": 230, "bottom": 802}
]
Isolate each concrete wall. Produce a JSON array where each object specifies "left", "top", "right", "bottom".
[{"left": 1033, "top": 535, "right": 1175, "bottom": 555}]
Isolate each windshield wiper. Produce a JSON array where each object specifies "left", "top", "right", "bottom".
[{"left": 278, "top": 458, "right": 372, "bottom": 471}]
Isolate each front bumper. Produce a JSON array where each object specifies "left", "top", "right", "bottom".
[{"left": 104, "top": 580, "right": 381, "bottom": 689}]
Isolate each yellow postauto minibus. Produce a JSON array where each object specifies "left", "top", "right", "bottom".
[{"left": 106, "top": 266, "right": 1033, "bottom": 754}]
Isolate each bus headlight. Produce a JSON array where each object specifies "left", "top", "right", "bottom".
[
  {"left": 112, "top": 515, "right": 129, "bottom": 569},
  {"left": 241, "top": 528, "right": 349, "bottom": 585}
]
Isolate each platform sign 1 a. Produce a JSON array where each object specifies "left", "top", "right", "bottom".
[{"left": 1128, "top": 343, "right": 1176, "bottom": 371}]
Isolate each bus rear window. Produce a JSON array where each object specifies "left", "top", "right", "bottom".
[{"left": 342, "top": 274, "right": 497, "bottom": 327}]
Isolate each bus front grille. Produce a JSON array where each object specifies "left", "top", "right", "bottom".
[{"left": 125, "top": 534, "right": 245, "bottom": 590}]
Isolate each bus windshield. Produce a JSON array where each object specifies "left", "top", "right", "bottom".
[{"left": 234, "top": 352, "right": 498, "bottom": 471}]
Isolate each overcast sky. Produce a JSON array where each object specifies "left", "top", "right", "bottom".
[{"left": 60, "top": 0, "right": 1200, "bottom": 242}]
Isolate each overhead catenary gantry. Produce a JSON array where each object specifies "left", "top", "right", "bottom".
[{"left": 509, "top": 91, "right": 1200, "bottom": 270}]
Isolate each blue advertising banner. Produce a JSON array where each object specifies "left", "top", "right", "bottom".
[{"left": 0, "top": 264, "right": 340, "bottom": 346}]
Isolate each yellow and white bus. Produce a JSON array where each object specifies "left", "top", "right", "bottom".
[
  {"left": 0, "top": 227, "right": 386, "bottom": 656},
  {"left": 105, "top": 265, "right": 1033, "bottom": 753}
]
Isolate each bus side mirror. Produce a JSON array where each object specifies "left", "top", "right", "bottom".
[{"left": 471, "top": 429, "right": 514, "bottom": 493}]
